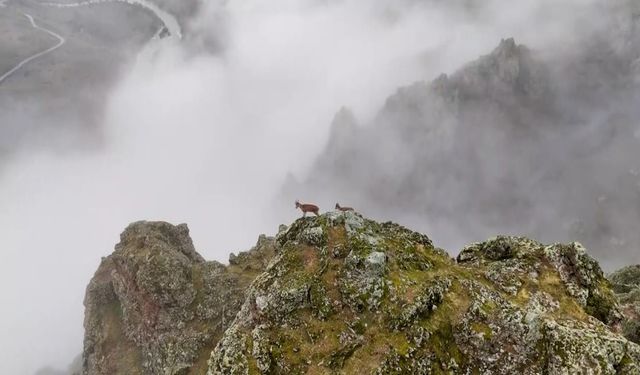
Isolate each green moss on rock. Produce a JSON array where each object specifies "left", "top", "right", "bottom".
[
  {"left": 207, "top": 214, "right": 640, "bottom": 374},
  {"left": 609, "top": 265, "right": 640, "bottom": 345},
  {"left": 83, "top": 215, "right": 640, "bottom": 374},
  {"left": 83, "top": 222, "right": 277, "bottom": 375}
]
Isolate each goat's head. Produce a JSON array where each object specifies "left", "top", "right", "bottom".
[
  {"left": 335, "top": 203, "right": 340, "bottom": 209},
  {"left": 295, "top": 200, "right": 300, "bottom": 208}
]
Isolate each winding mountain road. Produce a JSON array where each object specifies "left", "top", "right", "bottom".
[
  {"left": 40, "top": 0, "right": 182, "bottom": 39},
  {"left": 0, "top": 13, "right": 65, "bottom": 85},
  {"left": 0, "top": 0, "right": 180, "bottom": 85}
]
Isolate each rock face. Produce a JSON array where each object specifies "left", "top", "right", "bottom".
[
  {"left": 609, "top": 266, "right": 640, "bottom": 344},
  {"left": 83, "top": 216, "right": 640, "bottom": 374},
  {"left": 82, "top": 221, "right": 275, "bottom": 375},
  {"left": 205, "top": 212, "right": 639, "bottom": 374}
]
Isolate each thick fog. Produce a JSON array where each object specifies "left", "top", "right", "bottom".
[
  {"left": 0, "top": 0, "right": 637, "bottom": 373},
  {"left": 291, "top": 0, "right": 640, "bottom": 272}
]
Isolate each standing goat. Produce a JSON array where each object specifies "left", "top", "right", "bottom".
[
  {"left": 295, "top": 200, "right": 320, "bottom": 217},
  {"left": 335, "top": 203, "right": 354, "bottom": 212}
]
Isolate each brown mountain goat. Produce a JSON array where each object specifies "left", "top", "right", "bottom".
[
  {"left": 295, "top": 200, "right": 320, "bottom": 217},
  {"left": 335, "top": 203, "right": 354, "bottom": 212}
]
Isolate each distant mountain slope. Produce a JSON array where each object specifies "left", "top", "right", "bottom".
[{"left": 286, "top": 2, "right": 640, "bottom": 269}]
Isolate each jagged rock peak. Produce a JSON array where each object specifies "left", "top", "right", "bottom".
[
  {"left": 117, "top": 220, "right": 204, "bottom": 263},
  {"left": 381, "top": 38, "right": 551, "bottom": 125},
  {"left": 324, "top": 106, "right": 359, "bottom": 153},
  {"left": 82, "top": 221, "right": 276, "bottom": 375},
  {"left": 493, "top": 37, "right": 519, "bottom": 58},
  {"left": 331, "top": 107, "right": 358, "bottom": 129},
  {"left": 451, "top": 37, "right": 550, "bottom": 101}
]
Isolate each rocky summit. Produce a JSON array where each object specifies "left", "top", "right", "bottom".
[
  {"left": 83, "top": 214, "right": 640, "bottom": 374},
  {"left": 82, "top": 221, "right": 275, "bottom": 374}
]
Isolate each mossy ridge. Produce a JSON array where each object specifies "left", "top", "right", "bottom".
[
  {"left": 609, "top": 266, "right": 640, "bottom": 293},
  {"left": 208, "top": 213, "right": 640, "bottom": 374},
  {"left": 212, "top": 213, "right": 462, "bottom": 370},
  {"left": 458, "top": 236, "right": 622, "bottom": 326}
]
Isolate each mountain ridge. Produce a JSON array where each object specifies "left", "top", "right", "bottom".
[
  {"left": 285, "top": 28, "right": 640, "bottom": 270},
  {"left": 82, "top": 213, "right": 640, "bottom": 374}
]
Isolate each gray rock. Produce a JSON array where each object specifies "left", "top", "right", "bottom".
[
  {"left": 82, "top": 221, "right": 276, "bottom": 375},
  {"left": 207, "top": 213, "right": 640, "bottom": 374}
]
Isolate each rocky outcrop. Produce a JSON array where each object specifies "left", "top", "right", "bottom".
[
  {"left": 82, "top": 221, "right": 275, "bottom": 375},
  {"left": 206, "top": 212, "right": 640, "bottom": 374},
  {"left": 82, "top": 215, "right": 640, "bottom": 374},
  {"left": 458, "top": 237, "right": 622, "bottom": 326},
  {"left": 609, "top": 265, "right": 640, "bottom": 344}
]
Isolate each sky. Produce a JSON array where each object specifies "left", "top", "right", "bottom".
[{"left": 0, "top": 0, "right": 634, "bottom": 373}]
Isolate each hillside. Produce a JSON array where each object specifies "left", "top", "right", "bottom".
[{"left": 83, "top": 213, "right": 640, "bottom": 374}]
